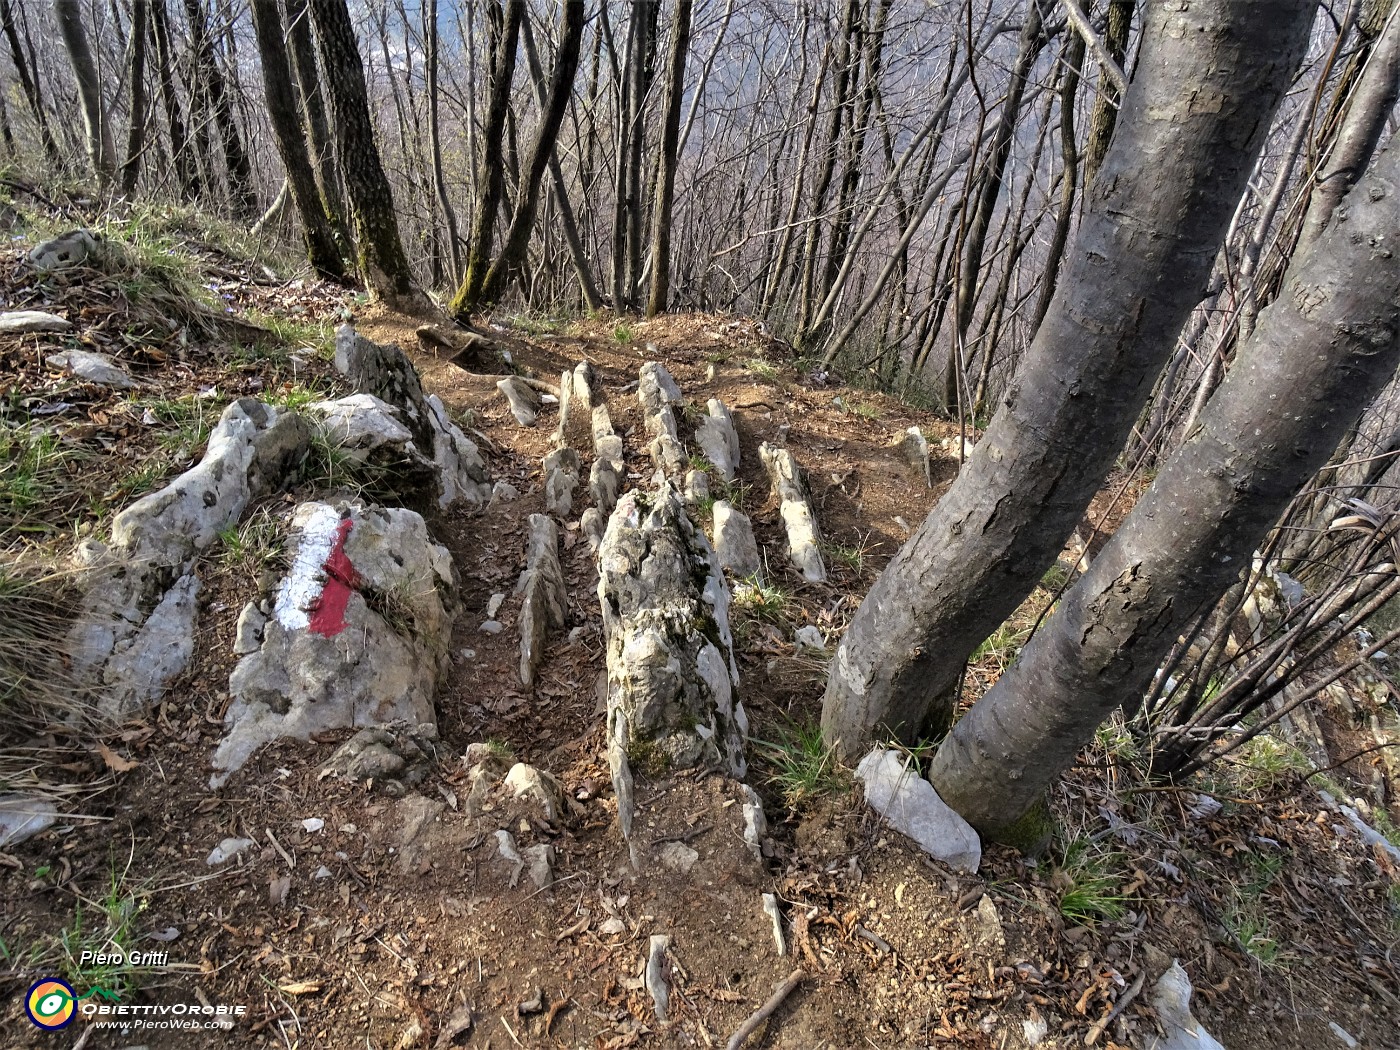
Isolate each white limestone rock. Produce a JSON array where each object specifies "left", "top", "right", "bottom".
[
  {"left": 759, "top": 443, "right": 826, "bottom": 583},
  {"left": 497, "top": 376, "right": 542, "bottom": 427},
  {"left": 210, "top": 502, "right": 456, "bottom": 787},
  {"left": 28, "top": 229, "right": 100, "bottom": 271},
  {"left": 854, "top": 748, "right": 981, "bottom": 873},
  {"left": 0, "top": 795, "right": 59, "bottom": 847},
  {"left": 713, "top": 501, "right": 761, "bottom": 579},
  {"left": 45, "top": 349, "right": 135, "bottom": 389},
  {"left": 518, "top": 514, "right": 566, "bottom": 688},
  {"left": 1, "top": 310, "right": 71, "bottom": 335},
  {"left": 1145, "top": 962, "right": 1226, "bottom": 1050}
]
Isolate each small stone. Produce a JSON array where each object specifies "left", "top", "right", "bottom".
[
  {"left": 233, "top": 602, "right": 267, "bottom": 655},
  {"left": 1, "top": 310, "right": 71, "bottom": 334},
  {"left": 314, "top": 865, "right": 333, "bottom": 880},
  {"left": 46, "top": 349, "right": 136, "bottom": 389},
  {"left": 568, "top": 625, "right": 587, "bottom": 644},
  {"left": 0, "top": 795, "right": 58, "bottom": 847},
  {"left": 1146, "top": 962, "right": 1225, "bottom": 1050},
  {"left": 207, "top": 837, "right": 256, "bottom": 866},
  {"left": 854, "top": 749, "right": 980, "bottom": 873},
  {"left": 761, "top": 893, "right": 786, "bottom": 956},
  {"left": 486, "top": 593, "right": 506, "bottom": 618},
  {"left": 490, "top": 480, "right": 520, "bottom": 505},
  {"left": 658, "top": 841, "right": 699, "bottom": 874},
  {"left": 480, "top": 620, "right": 504, "bottom": 635},
  {"left": 28, "top": 229, "right": 99, "bottom": 271},
  {"left": 459, "top": 648, "right": 476, "bottom": 661},
  {"left": 301, "top": 817, "right": 324, "bottom": 833},
  {"left": 504, "top": 763, "right": 564, "bottom": 822},
  {"left": 794, "top": 625, "right": 825, "bottom": 651},
  {"left": 713, "top": 502, "right": 761, "bottom": 579},
  {"left": 498, "top": 376, "right": 542, "bottom": 427}
]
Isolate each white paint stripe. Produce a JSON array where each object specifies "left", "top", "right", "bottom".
[{"left": 273, "top": 503, "right": 341, "bottom": 630}]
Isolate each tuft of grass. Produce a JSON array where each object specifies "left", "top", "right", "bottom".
[
  {"left": 1040, "top": 561, "right": 1072, "bottom": 594},
  {"left": 215, "top": 506, "right": 285, "bottom": 576},
  {"left": 1228, "top": 734, "right": 1311, "bottom": 794},
  {"left": 744, "top": 357, "right": 779, "bottom": 382},
  {"left": 732, "top": 576, "right": 791, "bottom": 625},
  {"left": 613, "top": 322, "right": 635, "bottom": 345},
  {"left": 824, "top": 536, "right": 874, "bottom": 576},
  {"left": 971, "top": 622, "right": 1031, "bottom": 672},
  {"left": 752, "top": 721, "right": 846, "bottom": 810},
  {"left": 239, "top": 313, "right": 336, "bottom": 363},
  {"left": 136, "top": 395, "right": 215, "bottom": 462},
  {"left": 1052, "top": 836, "right": 1128, "bottom": 927},
  {"left": 0, "top": 426, "right": 92, "bottom": 539},
  {"left": 1220, "top": 851, "right": 1287, "bottom": 966},
  {"left": 510, "top": 313, "right": 566, "bottom": 337},
  {"left": 59, "top": 866, "right": 149, "bottom": 999}
]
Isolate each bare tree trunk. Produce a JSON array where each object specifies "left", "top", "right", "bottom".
[
  {"left": 250, "top": 0, "right": 347, "bottom": 282},
  {"left": 645, "top": 0, "right": 694, "bottom": 317},
  {"left": 473, "top": 0, "right": 585, "bottom": 310},
  {"left": 1082, "top": 0, "right": 1134, "bottom": 190},
  {"left": 285, "top": 0, "right": 350, "bottom": 248},
  {"left": 1028, "top": 30, "right": 1085, "bottom": 336},
  {"left": 182, "top": 0, "right": 257, "bottom": 216},
  {"left": 1296, "top": 2, "right": 1399, "bottom": 252},
  {"left": 424, "top": 0, "right": 462, "bottom": 284},
  {"left": 624, "top": 0, "right": 659, "bottom": 304},
  {"left": 53, "top": 0, "right": 116, "bottom": 186},
  {"left": 819, "top": 0, "right": 1318, "bottom": 755},
  {"left": 310, "top": 0, "right": 418, "bottom": 304},
  {"left": 148, "top": 0, "right": 200, "bottom": 200},
  {"left": 929, "top": 138, "right": 1400, "bottom": 839},
  {"left": 118, "top": 0, "right": 148, "bottom": 194},
  {"left": 450, "top": 0, "right": 523, "bottom": 318},
  {"left": 952, "top": 1, "right": 1045, "bottom": 352},
  {"left": 0, "top": 0, "right": 61, "bottom": 166}
]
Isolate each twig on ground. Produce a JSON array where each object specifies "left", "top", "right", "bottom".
[{"left": 725, "top": 969, "right": 804, "bottom": 1050}]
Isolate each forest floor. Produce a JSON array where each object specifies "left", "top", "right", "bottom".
[{"left": 1, "top": 202, "right": 1398, "bottom": 1050}]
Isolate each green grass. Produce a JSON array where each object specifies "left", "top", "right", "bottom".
[
  {"left": 1040, "top": 561, "right": 1072, "bottom": 593},
  {"left": 240, "top": 313, "right": 336, "bottom": 363},
  {"left": 732, "top": 576, "right": 791, "bottom": 625},
  {"left": 744, "top": 357, "right": 779, "bottom": 382},
  {"left": 215, "top": 506, "right": 285, "bottom": 576},
  {"left": 1229, "top": 734, "right": 1311, "bottom": 794},
  {"left": 971, "top": 622, "right": 1031, "bottom": 672},
  {"left": 509, "top": 313, "right": 566, "bottom": 337},
  {"left": 613, "top": 322, "right": 635, "bottom": 345},
  {"left": 135, "top": 395, "right": 215, "bottom": 460},
  {"left": 1052, "top": 836, "right": 1128, "bottom": 927},
  {"left": 824, "top": 537, "right": 873, "bottom": 576},
  {"left": 0, "top": 426, "right": 91, "bottom": 538},
  {"left": 752, "top": 721, "right": 846, "bottom": 810}
]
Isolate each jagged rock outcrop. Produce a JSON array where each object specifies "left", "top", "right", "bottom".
[
  {"left": 543, "top": 447, "right": 581, "bottom": 518},
  {"left": 319, "top": 721, "right": 441, "bottom": 796},
  {"left": 70, "top": 398, "right": 311, "bottom": 716},
  {"left": 210, "top": 501, "right": 457, "bottom": 787},
  {"left": 638, "top": 362, "right": 686, "bottom": 481},
  {"left": 713, "top": 500, "right": 761, "bottom": 579},
  {"left": 695, "top": 398, "right": 740, "bottom": 481},
  {"left": 333, "top": 325, "right": 490, "bottom": 508},
  {"left": 598, "top": 486, "right": 747, "bottom": 848},
  {"left": 518, "top": 514, "right": 566, "bottom": 688},
  {"left": 759, "top": 443, "right": 826, "bottom": 583}
]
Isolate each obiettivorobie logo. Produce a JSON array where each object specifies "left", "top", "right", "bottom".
[
  {"left": 25, "top": 978, "right": 78, "bottom": 1029},
  {"left": 24, "top": 974, "right": 246, "bottom": 1032}
]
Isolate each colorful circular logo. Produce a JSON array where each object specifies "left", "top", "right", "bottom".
[{"left": 25, "top": 978, "right": 76, "bottom": 1029}]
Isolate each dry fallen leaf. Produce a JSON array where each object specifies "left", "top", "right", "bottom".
[
  {"left": 277, "top": 980, "right": 323, "bottom": 995},
  {"left": 97, "top": 741, "right": 139, "bottom": 773}
]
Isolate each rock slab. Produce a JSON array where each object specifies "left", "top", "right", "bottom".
[{"left": 854, "top": 748, "right": 981, "bottom": 873}]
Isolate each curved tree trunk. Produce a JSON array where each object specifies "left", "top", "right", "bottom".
[
  {"left": 645, "top": 0, "right": 694, "bottom": 317},
  {"left": 1, "top": 0, "right": 61, "bottom": 166},
  {"left": 53, "top": 0, "right": 116, "bottom": 186},
  {"left": 1029, "top": 30, "right": 1085, "bottom": 336},
  {"left": 929, "top": 138, "right": 1400, "bottom": 838},
  {"left": 819, "top": 0, "right": 1318, "bottom": 756},
  {"left": 1082, "top": 0, "right": 1134, "bottom": 190},
  {"left": 250, "top": 0, "right": 348, "bottom": 282},
  {"left": 310, "top": 0, "right": 418, "bottom": 304},
  {"left": 149, "top": 0, "right": 200, "bottom": 200}
]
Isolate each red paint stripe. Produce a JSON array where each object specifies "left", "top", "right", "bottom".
[{"left": 308, "top": 518, "right": 358, "bottom": 637}]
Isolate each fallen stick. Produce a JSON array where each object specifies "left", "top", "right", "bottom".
[{"left": 725, "top": 969, "right": 804, "bottom": 1050}]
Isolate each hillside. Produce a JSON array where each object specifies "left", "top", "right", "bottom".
[{"left": 1, "top": 208, "right": 1398, "bottom": 1050}]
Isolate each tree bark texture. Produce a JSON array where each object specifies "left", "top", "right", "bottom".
[
  {"left": 929, "top": 139, "right": 1400, "bottom": 836},
  {"left": 819, "top": 0, "right": 1319, "bottom": 757},
  {"left": 645, "top": 0, "right": 694, "bottom": 317},
  {"left": 53, "top": 0, "right": 116, "bottom": 186},
  {"left": 450, "top": 0, "right": 523, "bottom": 318},
  {"left": 181, "top": 0, "right": 257, "bottom": 216},
  {"left": 285, "top": 0, "right": 350, "bottom": 247},
  {"left": 1, "top": 0, "right": 61, "bottom": 165},
  {"left": 250, "top": 0, "right": 347, "bottom": 282},
  {"left": 310, "top": 0, "right": 417, "bottom": 302},
  {"left": 148, "top": 0, "right": 200, "bottom": 200}
]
